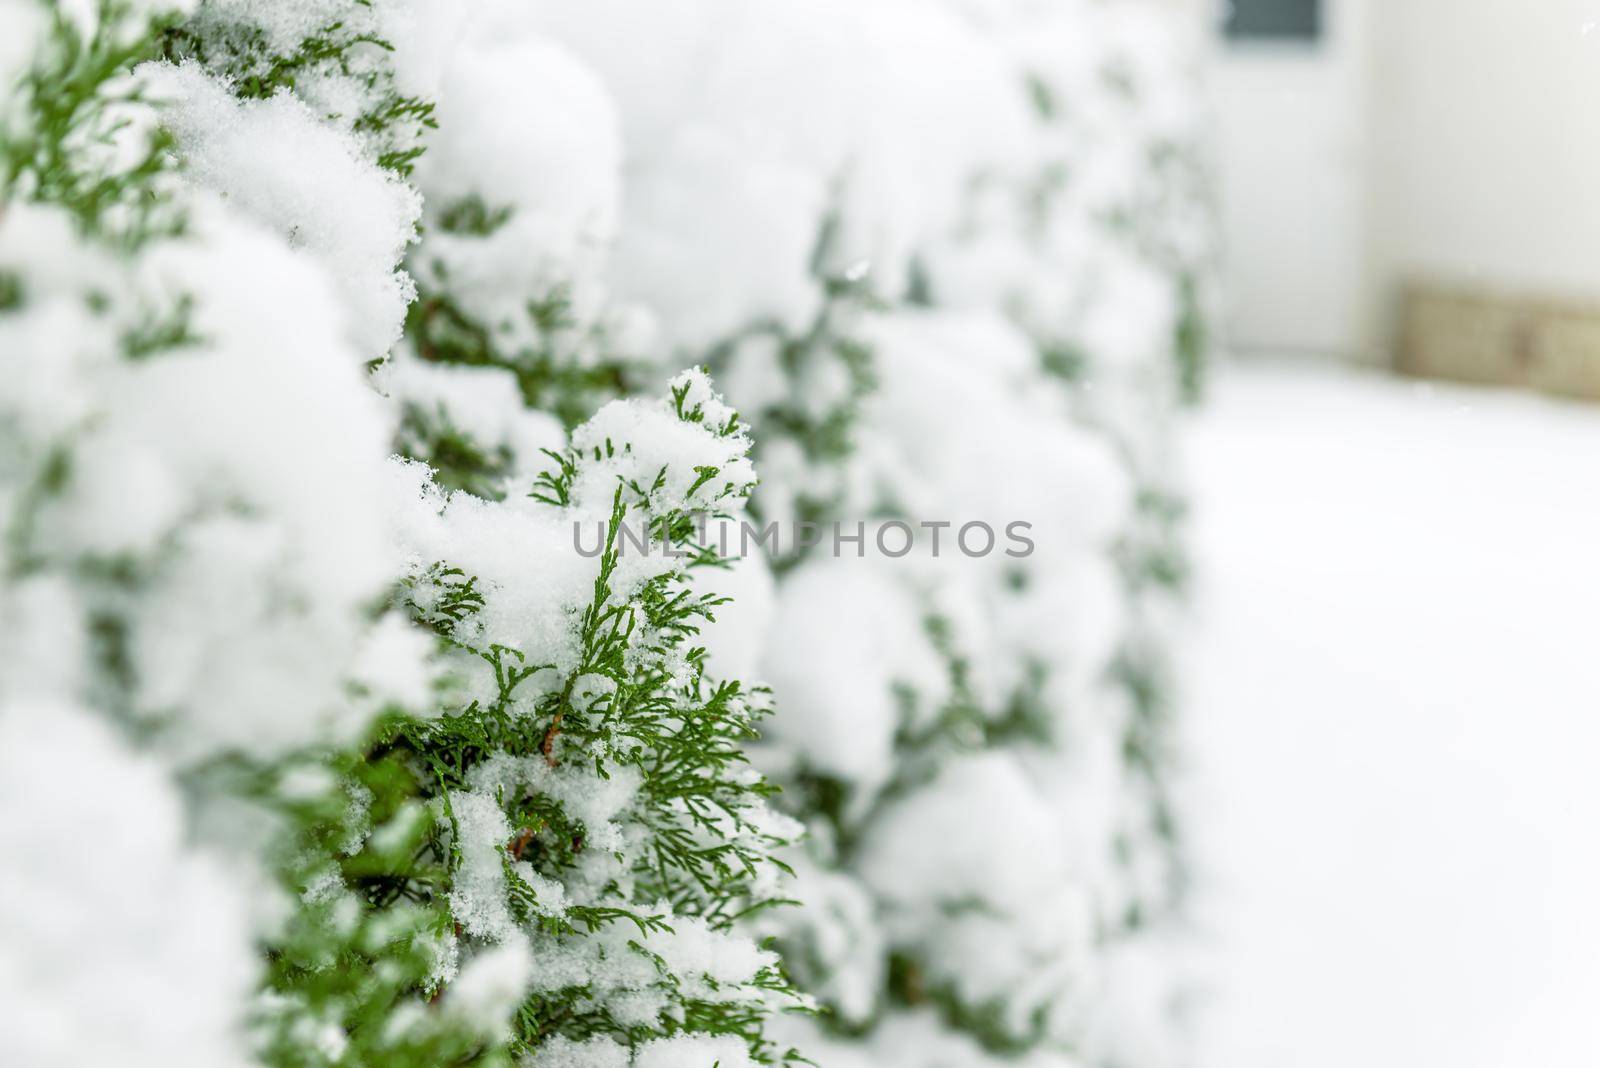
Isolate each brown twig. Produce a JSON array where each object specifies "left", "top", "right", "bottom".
[
  {"left": 508, "top": 826, "right": 537, "bottom": 861},
  {"left": 541, "top": 710, "right": 563, "bottom": 767}
]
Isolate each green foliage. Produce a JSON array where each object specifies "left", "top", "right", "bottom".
[
  {"left": 404, "top": 283, "right": 638, "bottom": 433},
  {"left": 707, "top": 214, "right": 883, "bottom": 566},
  {"left": 197, "top": 744, "right": 474, "bottom": 1068},
  {"left": 1, "top": 1, "right": 188, "bottom": 245},
  {"left": 373, "top": 404, "right": 804, "bottom": 1062},
  {"left": 122, "top": 291, "right": 202, "bottom": 358},
  {"left": 436, "top": 194, "right": 514, "bottom": 237},
  {"left": 158, "top": 0, "right": 437, "bottom": 175},
  {"left": 6, "top": 7, "right": 802, "bottom": 1064},
  {"left": 0, "top": 267, "right": 22, "bottom": 310},
  {"left": 1174, "top": 270, "right": 1208, "bottom": 404},
  {"left": 397, "top": 402, "right": 519, "bottom": 500}
]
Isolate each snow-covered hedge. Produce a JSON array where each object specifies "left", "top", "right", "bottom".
[
  {"left": 521, "top": 3, "right": 1212, "bottom": 1065},
  {"left": 0, "top": 1, "right": 1211, "bottom": 1066}
]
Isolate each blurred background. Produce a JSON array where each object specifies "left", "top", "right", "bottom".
[
  {"left": 1214, "top": 0, "right": 1600, "bottom": 365},
  {"left": 1194, "top": 1, "right": 1600, "bottom": 1065}
]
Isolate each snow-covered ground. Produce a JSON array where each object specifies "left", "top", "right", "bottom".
[{"left": 1184, "top": 361, "right": 1600, "bottom": 1068}]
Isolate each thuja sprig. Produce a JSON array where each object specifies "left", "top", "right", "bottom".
[{"left": 377, "top": 386, "right": 803, "bottom": 1062}]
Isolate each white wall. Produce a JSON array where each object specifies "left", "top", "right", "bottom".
[
  {"left": 1367, "top": 0, "right": 1600, "bottom": 348},
  {"left": 1214, "top": 0, "right": 1600, "bottom": 361},
  {"left": 1209, "top": 0, "right": 1370, "bottom": 356}
]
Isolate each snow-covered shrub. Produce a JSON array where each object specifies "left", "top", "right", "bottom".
[
  {"left": 3, "top": 0, "right": 1211, "bottom": 1064},
  {"left": 398, "top": 6, "right": 655, "bottom": 436},
  {"left": 3, "top": 3, "right": 803, "bottom": 1065},
  {"left": 0, "top": 2, "right": 405, "bottom": 1064},
  {"left": 531, "top": 2, "right": 1215, "bottom": 1065},
  {"left": 244, "top": 372, "right": 805, "bottom": 1068},
  {"left": 535, "top": 0, "right": 1037, "bottom": 535},
  {"left": 915, "top": 9, "right": 1216, "bottom": 1009},
  {"left": 151, "top": 0, "right": 432, "bottom": 357}
]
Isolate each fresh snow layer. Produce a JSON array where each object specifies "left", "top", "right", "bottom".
[
  {"left": 0, "top": 704, "right": 256, "bottom": 1068},
  {"left": 144, "top": 61, "right": 423, "bottom": 359},
  {"left": 1186, "top": 362, "right": 1600, "bottom": 1068}
]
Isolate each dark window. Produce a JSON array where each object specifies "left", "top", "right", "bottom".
[{"left": 1225, "top": 0, "right": 1321, "bottom": 41}]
